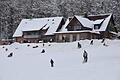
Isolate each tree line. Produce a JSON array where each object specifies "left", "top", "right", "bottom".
[{"left": 0, "top": 0, "right": 120, "bottom": 40}]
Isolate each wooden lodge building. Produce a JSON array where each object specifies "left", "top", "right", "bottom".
[
  {"left": 13, "top": 17, "right": 65, "bottom": 43},
  {"left": 13, "top": 13, "right": 117, "bottom": 43},
  {"left": 55, "top": 13, "right": 117, "bottom": 42}
]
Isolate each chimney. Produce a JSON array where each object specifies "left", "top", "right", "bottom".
[{"left": 84, "top": 12, "right": 88, "bottom": 18}]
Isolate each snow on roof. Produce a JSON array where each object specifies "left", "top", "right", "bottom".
[
  {"left": 45, "top": 17, "right": 63, "bottom": 35},
  {"left": 59, "top": 19, "right": 69, "bottom": 32},
  {"left": 88, "top": 13, "right": 112, "bottom": 17},
  {"left": 75, "top": 15, "right": 109, "bottom": 29},
  {"left": 75, "top": 14, "right": 112, "bottom": 31},
  {"left": 91, "top": 31, "right": 100, "bottom": 34},
  {"left": 56, "top": 14, "right": 112, "bottom": 34},
  {"left": 13, "top": 20, "right": 25, "bottom": 37},
  {"left": 42, "top": 24, "right": 49, "bottom": 30},
  {"left": 22, "top": 19, "right": 47, "bottom": 31},
  {"left": 94, "top": 14, "right": 112, "bottom": 31},
  {"left": 13, "top": 17, "right": 63, "bottom": 37},
  {"left": 92, "top": 19, "right": 104, "bottom": 24},
  {"left": 110, "top": 31, "right": 118, "bottom": 35},
  {"left": 54, "top": 30, "right": 89, "bottom": 34},
  {"left": 75, "top": 15, "right": 94, "bottom": 28}
]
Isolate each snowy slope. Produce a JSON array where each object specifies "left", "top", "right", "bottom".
[{"left": 0, "top": 40, "right": 120, "bottom": 80}]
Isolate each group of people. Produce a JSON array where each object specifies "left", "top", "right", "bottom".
[
  {"left": 2, "top": 38, "right": 108, "bottom": 68},
  {"left": 50, "top": 50, "right": 88, "bottom": 67},
  {"left": 44, "top": 41, "right": 88, "bottom": 67},
  {"left": 77, "top": 42, "right": 88, "bottom": 63},
  {"left": 2, "top": 47, "right": 13, "bottom": 57},
  {"left": 77, "top": 38, "right": 107, "bottom": 63},
  {"left": 90, "top": 38, "right": 108, "bottom": 46}
]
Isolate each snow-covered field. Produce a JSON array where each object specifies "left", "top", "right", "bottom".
[{"left": 0, "top": 40, "right": 120, "bottom": 80}]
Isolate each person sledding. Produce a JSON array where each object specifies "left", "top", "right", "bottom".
[{"left": 8, "top": 52, "right": 13, "bottom": 57}]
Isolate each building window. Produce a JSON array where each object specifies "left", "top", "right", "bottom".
[
  {"left": 79, "top": 34, "right": 87, "bottom": 39},
  {"left": 74, "top": 26, "right": 81, "bottom": 31},
  {"left": 94, "top": 25, "right": 99, "bottom": 29},
  {"left": 59, "top": 35, "right": 62, "bottom": 40},
  {"left": 23, "top": 32, "right": 39, "bottom": 38},
  {"left": 76, "top": 21, "right": 80, "bottom": 24},
  {"left": 65, "top": 36, "right": 70, "bottom": 42}
]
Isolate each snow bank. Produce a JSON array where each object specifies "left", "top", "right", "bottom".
[{"left": 0, "top": 40, "right": 120, "bottom": 80}]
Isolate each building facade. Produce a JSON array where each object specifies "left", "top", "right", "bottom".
[
  {"left": 13, "top": 17, "right": 65, "bottom": 43},
  {"left": 55, "top": 13, "right": 117, "bottom": 42},
  {"left": 13, "top": 13, "right": 117, "bottom": 43}
]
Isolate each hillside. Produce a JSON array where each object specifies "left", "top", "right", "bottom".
[{"left": 0, "top": 40, "right": 120, "bottom": 80}]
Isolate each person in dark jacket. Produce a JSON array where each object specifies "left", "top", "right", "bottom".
[
  {"left": 90, "top": 40, "right": 93, "bottom": 45},
  {"left": 50, "top": 59, "right": 54, "bottom": 67},
  {"left": 78, "top": 42, "right": 81, "bottom": 48},
  {"left": 5, "top": 48, "right": 8, "bottom": 51},
  {"left": 101, "top": 38, "right": 105, "bottom": 43},
  {"left": 43, "top": 43, "right": 45, "bottom": 47},
  {"left": 83, "top": 50, "right": 88, "bottom": 63}
]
